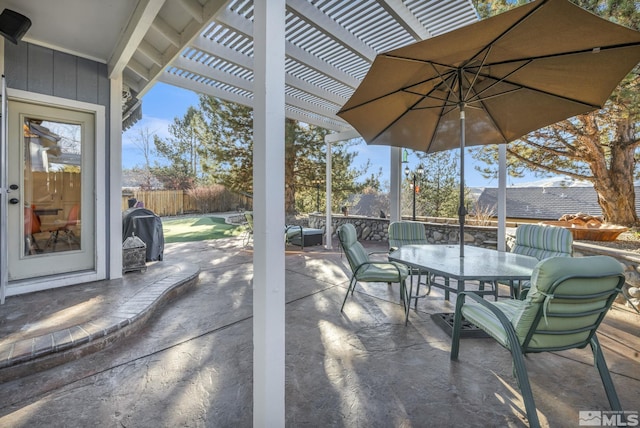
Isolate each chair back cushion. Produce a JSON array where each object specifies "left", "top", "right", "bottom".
[
  {"left": 24, "top": 207, "right": 41, "bottom": 235},
  {"left": 337, "top": 223, "right": 370, "bottom": 271},
  {"left": 388, "top": 221, "right": 428, "bottom": 249},
  {"left": 511, "top": 224, "right": 573, "bottom": 260},
  {"left": 244, "top": 212, "right": 253, "bottom": 230},
  {"left": 513, "top": 256, "right": 624, "bottom": 350}
]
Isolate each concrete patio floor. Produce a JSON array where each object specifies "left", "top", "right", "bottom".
[{"left": 0, "top": 236, "right": 638, "bottom": 427}]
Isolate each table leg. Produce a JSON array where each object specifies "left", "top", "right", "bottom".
[
  {"left": 411, "top": 271, "right": 416, "bottom": 305},
  {"left": 408, "top": 269, "right": 434, "bottom": 310}
]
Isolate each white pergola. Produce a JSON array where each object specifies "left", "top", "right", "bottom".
[
  {"left": 7, "top": 1, "right": 480, "bottom": 425},
  {"left": 123, "top": 1, "right": 478, "bottom": 127}
]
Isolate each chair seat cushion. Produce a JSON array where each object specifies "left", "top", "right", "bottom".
[
  {"left": 356, "top": 261, "right": 409, "bottom": 282},
  {"left": 461, "top": 299, "right": 527, "bottom": 348}
]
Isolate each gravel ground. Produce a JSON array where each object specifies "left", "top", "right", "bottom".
[{"left": 580, "top": 230, "right": 640, "bottom": 254}]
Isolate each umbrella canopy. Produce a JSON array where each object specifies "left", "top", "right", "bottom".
[{"left": 337, "top": 0, "right": 640, "bottom": 256}]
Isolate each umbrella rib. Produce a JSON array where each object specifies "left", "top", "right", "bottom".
[
  {"left": 463, "top": 45, "right": 492, "bottom": 103},
  {"left": 463, "top": 59, "right": 531, "bottom": 104},
  {"left": 472, "top": 77, "right": 602, "bottom": 109},
  {"left": 460, "top": 0, "right": 549, "bottom": 70},
  {"left": 421, "top": 70, "right": 459, "bottom": 152},
  {"left": 379, "top": 54, "right": 457, "bottom": 71},
  {"left": 337, "top": 68, "right": 456, "bottom": 114},
  {"left": 428, "top": 63, "right": 461, "bottom": 104},
  {"left": 368, "top": 67, "right": 458, "bottom": 148},
  {"left": 464, "top": 58, "right": 603, "bottom": 110},
  {"left": 366, "top": 98, "right": 434, "bottom": 145},
  {"left": 480, "top": 42, "right": 640, "bottom": 69}
]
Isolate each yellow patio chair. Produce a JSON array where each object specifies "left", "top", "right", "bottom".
[
  {"left": 337, "top": 223, "right": 411, "bottom": 324},
  {"left": 451, "top": 256, "right": 626, "bottom": 428}
]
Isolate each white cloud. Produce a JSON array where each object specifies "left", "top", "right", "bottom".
[{"left": 122, "top": 116, "right": 173, "bottom": 148}]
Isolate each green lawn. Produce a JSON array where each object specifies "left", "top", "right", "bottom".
[{"left": 162, "top": 216, "right": 245, "bottom": 243}]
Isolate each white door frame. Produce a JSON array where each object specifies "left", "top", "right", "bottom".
[{"left": 3, "top": 89, "right": 106, "bottom": 297}]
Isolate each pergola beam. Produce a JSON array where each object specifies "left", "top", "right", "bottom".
[
  {"left": 159, "top": 71, "right": 350, "bottom": 132},
  {"left": 288, "top": 0, "right": 377, "bottom": 62},
  {"left": 108, "top": 0, "right": 166, "bottom": 78},
  {"left": 377, "top": 0, "right": 431, "bottom": 41},
  {"left": 192, "top": 36, "right": 349, "bottom": 106},
  {"left": 136, "top": 0, "right": 232, "bottom": 97}
]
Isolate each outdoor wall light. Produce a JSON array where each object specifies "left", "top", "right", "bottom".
[{"left": 0, "top": 9, "right": 31, "bottom": 44}]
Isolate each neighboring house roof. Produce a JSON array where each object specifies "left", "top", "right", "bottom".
[
  {"left": 348, "top": 193, "right": 390, "bottom": 218},
  {"left": 477, "top": 186, "right": 640, "bottom": 220}
]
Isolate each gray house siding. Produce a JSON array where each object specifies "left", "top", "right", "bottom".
[{"left": 5, "top": 42, "right": 110, "bottom": 108}]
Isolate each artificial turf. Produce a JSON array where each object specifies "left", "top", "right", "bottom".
[{"left": 162, "top": 215, "right": 244, "bottom": 243}]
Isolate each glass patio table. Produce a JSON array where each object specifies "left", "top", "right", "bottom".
[{"left": 388, "top": 244, "right": 539, "bottom": 303}]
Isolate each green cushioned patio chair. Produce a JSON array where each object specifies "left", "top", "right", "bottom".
[
  {"left": 337, "top": 223, "right": 411, "bottom": 324},
  {"left": 451, "top": 256, "right": 625, "bottom": 428},
  {"left": 388, "top": 221, "right": 428, "bottom": 251},
  {"left": 242, "top": 211, "right": 253, "bottom": 247},
  {"left": 511, "top": 224, "right": 573, "bottom": 259},
  {"left": 388, "top": 221, "right": 433, "bottom": 307},
  {"left": 510, "top": 224, "right": 573, "bottom": 298}
]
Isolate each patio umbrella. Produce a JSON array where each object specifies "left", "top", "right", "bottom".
[{"left": 337, "top": 0, "right": 640, "bottom": 257}]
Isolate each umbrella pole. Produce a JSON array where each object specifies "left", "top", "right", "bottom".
[{"left": 458, "top": 103, "right": 466, "bottom": 257}]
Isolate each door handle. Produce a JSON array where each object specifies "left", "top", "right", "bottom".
[{"left": 9, "top": 198, "right": 19, "bottom": 204}]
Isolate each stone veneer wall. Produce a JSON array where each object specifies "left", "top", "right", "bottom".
[
  {"left": 307, "top": 214, "right": 498, "bottom": 247},
  {"left": 307, "top": 214, "right": 639, "bottom": 311},
  {"left": 572, "top": 242, "right": 640, "bottom": 311}
]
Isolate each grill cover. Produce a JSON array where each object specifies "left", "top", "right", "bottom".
[{"left": 122, "top": 208, "right": 164, "bottom": 261}]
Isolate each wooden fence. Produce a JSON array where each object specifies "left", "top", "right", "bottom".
[{"left": 122, "top": 188, "right": 252, "bottom": 217}]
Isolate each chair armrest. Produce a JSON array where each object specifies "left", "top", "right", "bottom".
[
  {"left": 368, "top": 251, "right": 389, "bottom": 256},
  {"left": 367, "top": 250, "right": 392, "bottom": 262},
  {"left": 453, "top": 292, "right": 522, "bottom": 353},
  {"left": 352, "top": 261, "right": 406, "bottom": 280}
]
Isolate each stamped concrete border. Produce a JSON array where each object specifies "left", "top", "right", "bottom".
[{"left": 0, "top": 262, "right": 200, "bottom": 383}]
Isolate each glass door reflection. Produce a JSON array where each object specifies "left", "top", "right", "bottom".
[{"left": 23, "top": 117, "right": 81, "bottom": 255}]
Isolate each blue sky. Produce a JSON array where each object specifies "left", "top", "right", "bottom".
[{"left": 123, "top": 83, "right": 541, "bottom": 188}]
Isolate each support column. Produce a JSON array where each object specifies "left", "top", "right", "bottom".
[
  {"left": 109, "top": 76, "right": 123, "bottom": 279},
  {"left": 497, "top": 144, "right": 507, "bottom": 251},
  {"left": 253, "top": 1, "right": 285, "bottom": 426},
  {"left": 325, "top": 140, "right": 332, "bottom": 249},
  {"left": 390, "top": 146, "right": 401, "bottom": 222}
]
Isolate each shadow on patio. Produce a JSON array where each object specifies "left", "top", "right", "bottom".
[{"left": 0, "top": 237, "right": 638, "bottom": 427}]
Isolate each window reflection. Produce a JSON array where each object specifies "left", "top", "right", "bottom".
[{"left": 23, "top": 118, "right": 82, "bottom": 255}]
